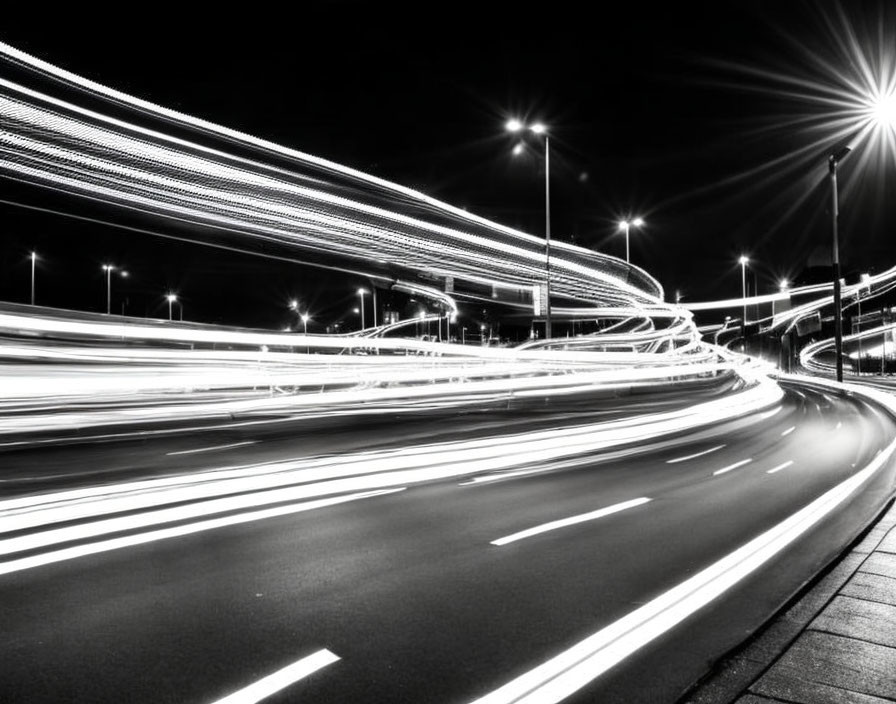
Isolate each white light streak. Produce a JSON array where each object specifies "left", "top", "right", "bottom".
[
  {"left": 0, "top": 489, "right": 403, "bottom": 576},
  {"left": 166, "top": 441, "right": 257, "bottom": 456}
]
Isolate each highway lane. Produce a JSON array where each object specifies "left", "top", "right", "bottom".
[
  {"left": 0, "top": 374, "right": 740, "bottom": 496},
  {"left": 1, "top": 382, "right": 895, "bottom": 703}
]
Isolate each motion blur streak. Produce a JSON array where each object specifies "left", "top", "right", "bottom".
[
  {"left": 209, "top": 649, "right": 340, "bottom": 704},
  {"left": 490, "top": 498, "right": 651, "bottom": 546},
  {"left": 0, "top": 377, "right": 782, "bottom": 539},
  {"left": 469, "top": 431, "right": 896, "bottom": 704},
  {"left": 0, "top": 490, "right": 404, "bottom": 576}
]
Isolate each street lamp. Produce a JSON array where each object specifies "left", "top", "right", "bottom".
[
  {"left": 301, "top": 313, "right": 309, "bottom": 335},
  {"left": 507, "top": 118, "right": 552, "bottom": 339},
  {"left": 618, "top": 218, "right": 645, "bottom": 264},
  {"left": 30, "top": 251, "right": 37, "bottom": 305},
  {"left": 166, "top": 293, "right": 177, "bottom": 321},
  {"left": 357, "top": 288, "right": 367, "bottom": 330},
  {"left": 829, "top": 145, "right": 851, "bottom": 382},
  {"left": 739, "top": 256, "right": 749, "bottom": 335}
]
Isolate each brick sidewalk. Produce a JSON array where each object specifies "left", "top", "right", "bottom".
[{"left": 681, "top": 499, "right": 896, "bottom": 704}]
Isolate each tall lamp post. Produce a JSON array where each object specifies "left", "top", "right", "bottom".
[
  {"left": 507, "top": 119, "right": 552, "bottom": 339},
  {"left": 166, "top": 293, "right": 177, "bottom": 321},
  {"left": 618, "top": 218, "right": 645, "bottom": 264},
  {"left": 30, "top": 251, "right": 37, "bottom": 305},
  {"left": 357, "top": 288, "right": 367, "bottom": 330},
  {"left": 829, "top": 145, "right": 851, "bottom": 383},
  {"left": 101, "top": 265, "right": 127, "bottom": 314},
  {"left": 739, "top": 255, "right": 749, "bottom": 338}
]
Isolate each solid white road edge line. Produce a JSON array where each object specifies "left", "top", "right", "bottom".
[
  {"left": 0, "top": 489, "right": 404, "bottom": 576},
  {"left": 490, "top": 498, "right": 651, "bottom": 546},
  {"left": 209, "top": 649, "right": 339, "bottom": 704},
  {"left": 467, "top": 434, "right": 896, "bottom": 704}
]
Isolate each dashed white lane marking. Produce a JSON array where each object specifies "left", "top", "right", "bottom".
[
  {"left": 491, "top": 498, "right": 651, "bottom": 546},
  {"left": 712, "top": 459, "right": 752, "bottom": 476},
  {"left": 766, "top": 461, "right": 794, "bottom": 475},
  {"left": 666, "top": 445, "right": 725, "bottom": 464},
  {"left": 166, "top": 441, "right": 257, "bottom": 456},
  {"left": 781, "top": 426, "right": 796, "bottom": 437},
  {"left": 468, "top": 435, "right": 896, "bottom": 704},
  {"left": 210, "top": 649, "right": 339, "bottom": 704}
]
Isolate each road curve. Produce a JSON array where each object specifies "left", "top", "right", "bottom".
[{"left": 1, "top": 381, "right": 895, "bottom": 703}]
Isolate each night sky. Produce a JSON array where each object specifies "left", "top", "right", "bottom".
[{"left": 1, "top": 0, "right": 894, "bottom": 328}]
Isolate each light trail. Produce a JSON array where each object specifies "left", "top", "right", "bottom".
[
  {"left": 490, "top": 498, "right": 651, "bottom": 546},
  {"left": 166, "top": 441, "right": 257, "bottom": 456},
  {"left": 0, "top": 489, "right": 405, "bottom": 576}
]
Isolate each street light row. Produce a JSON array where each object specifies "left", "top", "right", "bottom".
[{"left": 29, "top": 254, "right": 180, "bottom": 320}]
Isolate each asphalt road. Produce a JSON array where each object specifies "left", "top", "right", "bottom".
[{"left": 2, "top": 381, "right": 895, "bottom": 703}]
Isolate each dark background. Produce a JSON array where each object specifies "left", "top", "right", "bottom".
[{"left": 1, "top": 0, "right": 894, "bottom": 329}]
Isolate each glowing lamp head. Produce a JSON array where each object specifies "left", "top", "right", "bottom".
[
  {"left": 633, "top": 217, "right": 644, "bottom": 227},
  {"left": 505, "top": 118, "right": 523, "bottom": 132},
  {"left": 30, "top": 251, "right": 37, "bottom": 261},
  {"left": 357, "top": 288, "right": 367, "bottom": 296},
  {"left": 739, "top": 256, "right": 749, "bottom": 266},
  {"left": 618, "top": 220, "right": 630, "bottom": 230},
  {"left": 512, "top": 142, "right": 525, "bottom": 156},
  {"left": 779, "top": 278, "right": 789, "bottom": 291},
  {"left": 166, "top": 294, "right": 177, "bottom": 303},
  {"left": 289, "top": 299, "right": 298, "bottom": 310},
  {"left": 871, "top": 91, "right": 896, "bottom": 130},
  {"left": 530, "top": 123, "right": 547, "bottom": 135},
  {"left": 301, "top": 314, "right": 309, "bottom": 323}
]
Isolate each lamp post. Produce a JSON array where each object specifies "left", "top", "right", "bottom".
[
  {"left": 357, "top": 288, "right": 367, "bottom": 330},
  {"left": 30, "top": 251, "right": 37, "bottom": 305},
  {"left": 829, "top": 145, "right": 851, "bottom": 382},
  {"left": 507, "top": 119, "right": 552, "bottom": 339},
  {"left": 618, "top": 218, "right": 644, "bottom": 264},
  {"left": 739, "top": 256, "right": 749, "bottom": 340},
  {"left": 166, "top": 293, "right": 177, "bottom": 321}
]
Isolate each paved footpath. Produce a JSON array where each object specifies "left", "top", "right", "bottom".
[{"left": 681, "top": 498, "right": 896, "bottom": 704}]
